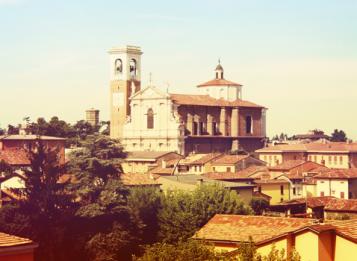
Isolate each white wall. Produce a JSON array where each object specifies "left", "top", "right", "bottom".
[{"left": 316, "top": 179, "right": 349, "bottom": 198}]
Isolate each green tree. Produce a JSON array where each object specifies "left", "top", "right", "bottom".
[
  {"left": 331, "top": 129, "right": 347, "bottom": 142},
  {"left": 68, "top": 135, "right": 141, "bottom": 260},
  {"left": 133, "top": 239, "right": 220, "bottom": 261},
  {"left": 7, "top": 124, "right": 19, "bottom": 134},
  {"left": 0, "top": 141, "right": 76, "bottom": 261},
  {"left": 250, "top": 198, "right": 269, "bottom": 215},
  {"left": 158, "top": 184, "right": 252, "bottom": 243}
]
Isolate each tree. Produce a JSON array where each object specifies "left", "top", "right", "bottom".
[
  {"left": 7, "top": 124, "right": 19, "bottom": 134},
  {"left": 68, "top": 135, "right": 141, "bottom": 261},
  {"left": 331, "top": 129, "right": 347, "bottom": 142},
  {"left": 0, "top": 128, "right": 4, "bottom": 135},
  {"left": 0, "top": 141, "right": 76, "bottom": 261},
  {"left": 158, "top": 184, "right": 252, "bottom": 243},
  {"left": 133, "top": 240, "right": 220, "bottom": 261},
  {"left": 250, "top": 198, "right": 269, "bottom": 215}
]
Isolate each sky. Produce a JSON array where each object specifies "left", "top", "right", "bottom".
[{"left": 0, "top": 0, "right": 356, "bottom": 139}]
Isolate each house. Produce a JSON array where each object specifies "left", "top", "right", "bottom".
[
  {"left": 176, "top": 153, "right": 222, "bottom": 175},
  {"left": 0, "top": 231, "right": 38, "bottom": 261},
  {"left": 202, "top": 170, "right": 255, "bottom": 184},
  {"left": 119, "top": 173, "right": 161, "bottom": 188},
  {"left": 254, "top": 179, "right": 290, "bottom": 204},
  {"left": 121, "top": 151, "right": 183, "bottom": 174},
  {"left": 157, "top": 175, "right": 255, "bottom": 203},
  {"left": 256, "top": 142, "right": 357, "bottom": 169},
  {"left": 314, "top": 168, "right": 357, "bottom": 199},
  {"left": 0, "top": 134, "right": 66, "bottom": 166},
  {"left": 324, "top": 198, "right": 357, "bottom": 220},
  {"left": 205, "top": 154, "right": 265, "bottom": 173},
  {"left": 193, "top": 214, "right": 357, "bottom": 261}
]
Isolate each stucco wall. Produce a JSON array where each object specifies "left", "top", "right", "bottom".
[
  {"left": 295, "top": 231, "right": 319, "bottom": 261},
  {"left": 335, "top": 235, "right": 357, "bottom": 261}
]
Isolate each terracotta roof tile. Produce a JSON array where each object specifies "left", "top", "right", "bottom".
[
  {"left": 170, "top": 93, "right": 264, "bottom": 108},
  {"left": 120, "top": 173, "right": 160, "bottom": 186},
  {"left": 326, "top": 219, "right": 357, "bottom": 240},
  {"left": 191, "top": 153, "right": 222, "bottom": 165},
  {"left": 280, "top": 196, "right": 336, "bottom": 208},
  {"left": 194, "top": 214, "right": 315, "bottom": 243},
  {"left": 0, "top": 134, "right": 65, "bottom": 141},
  {"left": 314, "top": 168, "right": 357, "bottom": 179},
  {"left": 325, "top": 198, "right": 357, "bottom": 212},
  {"left": 197, "top": 78, "right": 242, "bottom": 87},
  {"left": 211, "top": 155, "right": 249, "bottom": 165},
  {"left": 0, "top": 149, "right": 30, "bottom": 166},
  {"left": 269, "top": 160, "right": 306, "bottom": 171},
  {"left": 257, "top": 142, "right": 357, "bottom": 153},
  {"left": 149, "top": 166, "right": 175, "bottom": 175},
  {"left": 202, "top": 171, "right": 254, "bottom": 180},
  {"left": 254, "top": 179, "right": 289, "bottom": 184},
  {"left": 0, "top": 232, "right": 35, "bottom": 247}
]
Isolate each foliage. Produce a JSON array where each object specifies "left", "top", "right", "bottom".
[
  {"left": 0, "top": 128, "right": 4, "bottom": 135},
  {"left": 0, "top": 142, "right": 77, "bottom": 261},
  {"left": 128, "top": 187, "right": 163, "bottom": 245},
  {"left": 250, "top": 198, "right": 269, "bottom": 215},
  {"left": 67, "top": 135, "right": 142, "bottom": 261},
  {"left": 133, "top": 239, "right": 220, "bottom": 261},
  {"left": 331, "top": 129, "right": 347, "bottom": 142},
  {"left": 158, "top": 184, "right": 252, "bottom": 243},
  {"left": 7, "top": 124, "right": 19, "bottom": 134}
]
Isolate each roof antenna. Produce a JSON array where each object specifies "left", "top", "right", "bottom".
[{"left": 149, "top": 72, "right": 153, "bottom": 85}]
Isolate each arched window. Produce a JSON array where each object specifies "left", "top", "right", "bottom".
[
  {"left": 114, "top": 59, "right": 122, "bottom": 74},
  {"left": 246, "top": 116, "right": 253, "bottom": 134},
  {"left": 147, "top": 108, "right": 154, "bottom": 129},
  {"left": 130, "top": 58, "right": 137, "bottom": 77}
]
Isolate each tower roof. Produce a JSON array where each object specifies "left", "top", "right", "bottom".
[
  {"left": 215, "top": 63, "right": 223, "bottom": 71},
  {"left": 197, "top": 78, "right": 242, "bottom": 87}
]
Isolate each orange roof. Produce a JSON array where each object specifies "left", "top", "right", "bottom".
[
  {"left": 254, "top": 179, "right": 289, "bottom": 184},
  {"left": 314, "top": 168, "right": 357, "bottom": 179},
  {"left": 120, "top": 173, "right": 160, "bottom": 186},
  {"left": 0, "top": 149, "right": 30, "bottom": 166},
  {"left": 257, "top": 142, "right": 357, "bottom": 153},
  {"left": 269, "top": 160, "right": 306, "bottom": 171},
  {"left": 0, "top": 134, "right": 65, "bottom": 141},
  {"left": 325, "top": 198, "right": 357, "bottom": 212},
  {"left": 193, "top": 214, "right": 315, "bottom": 243},
  {"left": 170, "top": 93, "right": 264, "bottom": 108},
  {"left": 149, "top": 166, "right": 175, "bottom": 175},
  {"left": 211, "top": 155, "right": 249, "bottom": 165},
  {"left": 280, "top": 196, "right": 336, "bottom": 208},
  {"left": 197, "top": 78, "right": 242, "bottom": 87},
  {"left": 190, "top": 153, "right": 223, "bottom": 165},
  {"left": 202, "top": 171, "right": 254, "bottom": 181},
  {"left": 0, "top": 232, "right": 36, "bottom": 248},
  {"left": 326, "top": 219, "right": 357, "bottom": 242}
]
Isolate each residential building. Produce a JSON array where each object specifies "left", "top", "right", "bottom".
[
  {"left": 256, "top": 142, "right": 357, "bottom": 168},
  {"left": 119, "top": 173, "right": 161, "bottom": 188},
  {"left": 206, "top": 154, "right": 265, "bottom": 173},
  {"left": 176, "top": 153, "right": 222, "bottom": 175},
  {"left": 254, "top": 179, "right": 290, "bottom": 204},
  {"left": 0, "top": 231, "right": 38, "bottom": 261},
  {"left": 193, "top": 214, "right": 357, "bottom": 261},
  {"left": 121, "top": 151, "right": 182, "bottom": 174},
  {"left": 0, "top": 134, "right": 66, "bottom": 165},
  {"left": 314, "top": 169, "right": 357, "bottom": 199},
  {"left": 157, "top": 175, "right": 255, "bottom": 203},
  {"left": 109, "top": 45, "right": 267, "bottom": 155}
]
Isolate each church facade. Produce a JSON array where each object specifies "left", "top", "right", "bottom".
[{"left": 109, "top": 45, "right": 267, "bottom": 155}]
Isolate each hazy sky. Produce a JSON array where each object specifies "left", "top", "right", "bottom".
[{"left": 1, "top": 0, "right": 356, "bottom": 139}]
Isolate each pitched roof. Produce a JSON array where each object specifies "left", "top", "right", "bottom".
[
  {"left": 149, "top": 166, "right": 175, "bottom": 175},
  {"left": 268, "top": 160, "right": 306, "bottom": 171},
  {"left": 0, "top": 134, "right": 65, "bottom": 141},
  {"left": 125, "top": 151, "right": 176, "bottom": 161},
  {"left": 211, "top": 155, "right": 249, "bottom": 165},
  {"left": 257, "top": 142, "right": 357, "bottom": 153},
  {"left": 254, "top": 179, "right": 289, "bottom": 184},
  {"left": 326, "top": 219, "right": 357, "bottom": 241},
  {"left": 279, "top": 196, "right": 336, "bottom": 208},
  {"left": 0, "top": 149, "right": 30, "bottom": 166},
  {"left": 325, "top": 198, "right": 357, "bottom": 212},
  {"left": 0, "top": 232, "right": 37, "bottom": 248},
  {"left": 314, "top": 168, "right": 357, "bottom": 179},
  {"left": 202, "top": 171, "right": 254, "bottom": 181},
  {"left": 170, "top": 93, "right": 264, "bottom": 108},
  {"left": 120, "top": 173, "right": 160, "bottom": 186},
  {"left": 197, "top": 78, "right": 242, "bottom": 87},
  {"left": 193, "top": 214, "right": 315, "bottom": 243},
  {"left": 190, "top": 153, "right": 222, "bottom": 165}
]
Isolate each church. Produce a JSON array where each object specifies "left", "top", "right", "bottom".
[{"left": 109, "top": 45, "right": 267, "bottom": 155}]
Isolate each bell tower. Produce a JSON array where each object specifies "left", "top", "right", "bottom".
[{"left": 109, "top": 45, "right": 142, "bottom": 139}]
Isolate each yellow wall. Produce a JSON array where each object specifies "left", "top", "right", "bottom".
[
  {"left": 307, "top": 153, "right": 349, "bottom": 169},
  {"left": 122, "top": 161, "right": 152, "bottom": 174},
  {"left": 259, "top": 153, "right": 283, "bottom": 166},
  {"left": 259, "top": 183, "right": 290, "bottom": 204},
  {"left": 256, "top": 239, "right": 287, "bottom": 257},
  {"left": 335, "top": 236, "right": 357, "bottom": 261},
  {"left": 295, "top": 231, "right": 318, "bottom": 261},
  {"left": 209, "top": 164, "right": 236, "bottom": 173}
]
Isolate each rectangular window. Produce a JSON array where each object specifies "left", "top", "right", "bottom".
[
  {"left": 320, "top": 191, "right": 325, "bottom": 196},
  {"left": 199, "top": 122, "right": 204, "bottom": 135},
  {"left": 212, "top": 122, "right": 218, "bottom": 135},
  {"left": 280, "top": 185, "right": 284, "bottom": 195},
  {"left": 293, "top": 187, "right": 296, "bottom": 195},
  {"left": 213, "top": 167, "right": 216, "bottom": 172},
  {"left": 193, "top": 122, "right": 198, "bottom": 135},
  {"left": 314, "top": 156, "right": 317, "bottom": 162},
  {"left": 258, "top": 186, "right": 262, "bottom": 193},
  {"left": 227, "top": 167, "right": 231, "bottom": 172},
  {"left": 328, "top": 156, "right": 332, "bottom": 163},
  {"left": 334, "top": 156, "right": 337, "bottom": 164},
  {"left": 339, "top": 156, "right": 343, "bottom": 165},
  {"left": 340, "top": 192, "right": 345, "bottom": 199}
]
